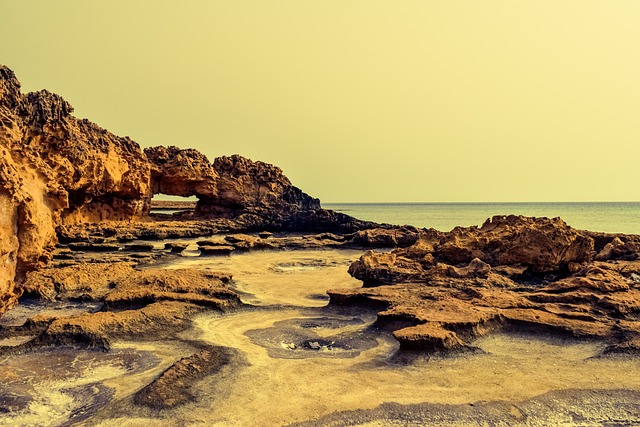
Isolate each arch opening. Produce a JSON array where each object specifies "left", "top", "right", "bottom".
[{"left": 150, "top": 194, "right": 197, "bottom": 217}]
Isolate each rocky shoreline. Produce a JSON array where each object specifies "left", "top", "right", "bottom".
[
  {"left": 1, "top": 64, "right": 640, "bottom": 425},
  {"left": 330, "top": 215, "right": 640, "bottom": 355}
]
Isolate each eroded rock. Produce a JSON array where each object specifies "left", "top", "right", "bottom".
[
  {"left": 1, "top": 64, "right": 378, "bottom": 318},
  {"left": 15, "top": 263, "right": 241, "bottom": 349},
  {"left": 0, "top": 65, "right": 151, "bottom": 315},
  {"left": 134, "top": 346, "right": 238, "bottom": 409},
  {"left": 333, "top": 216, "right": 640, "bottom": 353},
  {"left": 145, "top": 146, "right": 218, "bottom": 198}
]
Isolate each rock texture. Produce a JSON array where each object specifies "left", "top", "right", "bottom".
[
  {"left": 0, "top": 65, "right": 152, "bottom": 315},
  {"left": 134, "top": 345, "right": 237, "bottom": 409},
  {"left": 331, "top": 215, "right": 640, "bottom": 354},
  {"left": 4, "top": 262, "right": 241, "bottom": 350},
  {"left": 200, "top": 154, "right": 319, "bottom": 217},
  {"left": 146, "top": 146, "right": 375, "bottom": 232},
  {"left": 145, "top": 145, "right": 218, "bottom": 198},
  {"left": 0, "top": 65, "right": 374, "bottom": 317}
]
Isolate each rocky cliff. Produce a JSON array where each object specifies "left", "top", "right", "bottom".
[
  {"left": 0, "top": 65, "right": 372, "bottom": 316},
  {"left": 0, "top": 65, "right": 153, "bottom": 314}
]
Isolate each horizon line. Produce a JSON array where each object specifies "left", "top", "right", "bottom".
[{"left": 321, "top": 200, "right": 640, "bottom": 204}]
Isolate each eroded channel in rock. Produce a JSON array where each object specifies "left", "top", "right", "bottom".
[{"left": 1, "top": 248, "right": 640, "bottom": 426}]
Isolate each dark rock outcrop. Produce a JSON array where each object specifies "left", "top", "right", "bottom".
[
  {"left": 201, "top": 154, "right": 320, "bottom": 216},
  {"left": 145, "top": 147, "right": 375, "bottom": 232},
  {"left": 134, "top": 346, "right": 237, "bottom": 409},
  {"left": 332, "top": 215, "right": 640, "bottom": 353}
]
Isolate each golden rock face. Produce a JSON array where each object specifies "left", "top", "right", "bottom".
[
  {"left": 0, "top": 65, "right": 152, "bottom": 315},
  {"left": 0, "top": 64, "right": 367, "bottom": 317}
]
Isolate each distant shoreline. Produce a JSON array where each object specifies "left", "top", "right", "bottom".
[
  {"left": 323, "top": 201, "right": 640, "bottom": 205},
  {"left": 322, "top": 202, "right": 640, "bottom": 235},
  {"left": 150, "top": 200, "right": 197, "bottom": 210}
]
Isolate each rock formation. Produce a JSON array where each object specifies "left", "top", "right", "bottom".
[
  {"left": 348, "top": 216, "right": 594, "bottom": 286},
  {"left": 145, "top": 146, "right": 374, "bottom": 232},
  {"left": 0, "top": 65, "right": 373, "bottom": 317},
  {"left": 0, "top": 65, "right": 152, "bottom": 315},
  {"left": 331, "top": 215, "right": 640, "bottom": 354},
  {"left": 134, "top": 345, "right": 238, "bottom": 409},
  {"left": 202, "top": 154, "right": 319, "bottom": 216},
  {"left": 5, "top": 262, "right": 241, "bottom": 350},
  {"left": 145, "top": 145, "right": 218, "bottom": 198}
]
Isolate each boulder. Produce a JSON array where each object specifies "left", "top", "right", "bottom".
[{"left": 437, "top": 215, "right": 594, "bottom": 273}]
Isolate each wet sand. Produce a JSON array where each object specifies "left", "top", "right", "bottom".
[{"left": 2, "top": 249, "right": 640, "bottom": 426}]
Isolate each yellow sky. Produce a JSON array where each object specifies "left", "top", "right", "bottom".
[{"left": 2, "top": 1, "right": 639, "bottom": 202}]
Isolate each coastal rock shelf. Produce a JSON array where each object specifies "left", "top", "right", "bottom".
[
  {"left": 1, "top": 222, "right": 639, "bottom": 425},
  {"left": 2, "top": 63, "right": 640, "bottom": 425},
  {"left": 0, "top": 64, "right": 375, "bottom": 315},
  {"left": 0, "top": 224, "right": 421, "bottom": 355},
  {"left": 330, "top": 215, "right": 640, "bottom": 353}
]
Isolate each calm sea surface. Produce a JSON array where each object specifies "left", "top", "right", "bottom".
[{"left": 322, "top": 202, "right": 640, "bottom": 235}]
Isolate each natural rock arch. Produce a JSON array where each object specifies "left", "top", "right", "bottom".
[{"left": 144, "top": 146, "right": 325, "bottom": 227}]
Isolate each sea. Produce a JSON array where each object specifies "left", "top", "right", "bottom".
[{"left": 322, "top": 202, "right": 640, "bottom": 235}]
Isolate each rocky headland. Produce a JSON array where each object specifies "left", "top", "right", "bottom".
[
  {"left": 1, "top": 64, "right": 639, "bottom": 425},
  {"left": 0, "top": 64, "right": 374, "bottom": 317}
]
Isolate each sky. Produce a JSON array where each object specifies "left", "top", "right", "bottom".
[{"left": 2, "top": 1, "right": 639, "bottom": 203}]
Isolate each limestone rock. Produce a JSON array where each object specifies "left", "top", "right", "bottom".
[
  {"left": 1, "top": 64, "right": 381, "bottom": 318},
  {"left": 164, "top": 242, "right": 188, "bottom": 253},
  {"left": 22, "top": 263, "right": 136, "bottom": 301},
  {"left": 206, "top": 154, "right": 320, "bottom": 214},
  {"left": 104, "top": 269, "right": 239, "bottom": 311},
  {"left": 448, "top": 258, "right": 492, "bottom": 279},
  {"left": 36, "top": 301, "right": 199, "bottom": 349},
  {"left": 145, "top": 147, "right": 376, "bottom": 232},
  {"left": 336, "top": 216, "right": 640, "bottom": 352},
  {"left": 16, "top": 262, "right": 241, "bottom": 350},
  {"left": 347, "top": 226, "right": 421, "bottom": 248},
  {"left": 595, "top": 237, "right": 640, "bottom": 261},
  {"left": 347, "top": 251, "right": 428, "bottom": 286},
  {"left": 438, "top": 215, "right": 594, "bottom": 273},
  {"left": 0, "top": 65, "right": 152, "bottom": 316},
  {"left": 144, "top": 145, "right": 218, "bottom": 198},
  {"left": 134, "top": 346, "right": 237, "bottom": 409},
  {"left": 198, "top": 245, "right": 236, "bottom": 256},
  {"left": 349, "top": 216, "right": 595, "bottom": 286},
  {"left": 18, "top": 88, "right": 151, "bottom": 223}
]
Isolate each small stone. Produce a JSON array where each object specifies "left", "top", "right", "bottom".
[
  {"left": 199, "top": 245, "right": 235, "bottom": 256},
  {"left": 165, "top": 242, "right": 188, "bottom": 253},
  {"left": 123, "top": 243, "right": 155, "bottom": 252},
  {"left": 307, "top": 341, "right": 321, "bottom": 350}
]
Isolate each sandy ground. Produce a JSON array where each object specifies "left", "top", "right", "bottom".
[{"left": 2, "top": 249, "right": 639, "bottom": 426}]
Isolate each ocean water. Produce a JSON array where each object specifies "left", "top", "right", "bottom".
[{"left": 323, "top": 202, "right": 640, "bottom": 235}]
